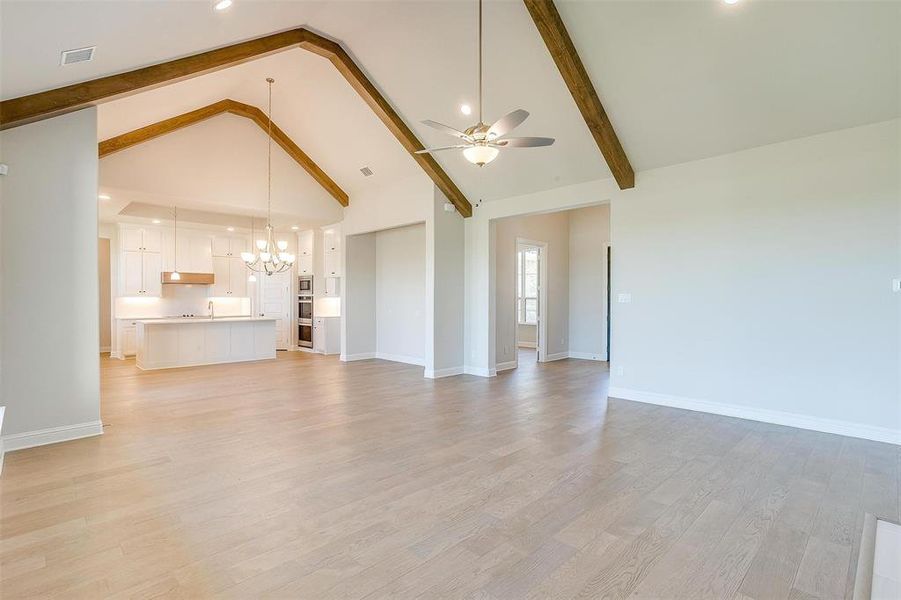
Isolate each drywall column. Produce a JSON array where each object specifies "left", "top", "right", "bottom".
[
  {"left": 425, "top": 188, "right": 464, "bottom": 378},
  {"left": 341, "top": 232, "right": 377, "bottom": 360},
  {"left": 464, "top": 216, "right": 496, "bottom": 376},
  {"left": 0, "top": 108, "right": 102, "bottom": 450}
]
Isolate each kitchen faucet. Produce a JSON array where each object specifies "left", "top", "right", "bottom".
[{"left": 208, "top": 300, "right": 215, "bottom": 320}]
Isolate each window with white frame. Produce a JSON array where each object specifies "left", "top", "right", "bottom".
[{"left": 517, "top": 246, "right": 539, "bottom": 325}]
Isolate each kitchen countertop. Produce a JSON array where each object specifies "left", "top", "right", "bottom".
[{"left": 135, "top": 317, "right": 277, "bottom": 325}]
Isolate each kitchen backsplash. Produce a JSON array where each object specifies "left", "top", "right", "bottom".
[{"left": 115, "top": 285, "right": 250, "bottom": 318}]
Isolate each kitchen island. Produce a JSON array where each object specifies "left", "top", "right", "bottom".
[{"left": 135, "top": 317, "right": 277, "bottom": 370}]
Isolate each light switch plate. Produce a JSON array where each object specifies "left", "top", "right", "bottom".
[
  {"left": 893, "top": 279, "right": 901, "bottom": 293},
  {"left": 0, "top": 163, "right": 8, "bottom": 176},
  {"left": 617, "top": 293, "right": 632, "bottom": 303}
]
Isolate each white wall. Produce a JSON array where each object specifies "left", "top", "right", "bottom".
[
  {"left": 466, "top": 119, "right": 900, "bottom": 443},
  {"left": 375, "top": 223, "right": 426, "bottom": 364},
  {"left": 569, "top": 204, "right": 610, "bottom": 360},
  {"left": 342, "top": 232, "right": 377, "bottom": 359},
  {"left": 342, "top": 173, "right": 432, "bottom": 236},
  {"left": 0, "top": 108, "right": 102, "bottom": 448},
  {"left": 495, "top": 211, "right": 571, "bottom": 365},
  {"left": 425, "top": 188, "right": 465, "bottom": 377},
  {"left": 610, "top": 119, "right": 900, "bottom": 442}
]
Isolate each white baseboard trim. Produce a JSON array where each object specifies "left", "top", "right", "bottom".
[
  {"left": 608, "top": 387, "right": 901, "bottom": 446},
  {"left": 2, "top": 420, "right": 104, "bottom": 453},
  {"left": 341, "top": 352, "right": 376, "bottom": 362},
  {"left": 424, "top": 366, "right": 464, "bottom": 379},
  {"left": 517, "top": 341, "right": 537, "bottom": 349},
  {"left": 0, "top": 406, "right": 5, "bottom": 476},
  {"left": 568, "top": 351, "right": 608, "bottom": 361},
  {"left": 374, "top": 352, "right": 424, "bottom": 367},
  {"left": 464, "top": 365, "right": 497, "bottom": 377},
  {"left": 543, "top": 351, "right": 569, "bottom": 362},
  {"left": 496, "top": 360, "right": 518, "bottom": 372}
]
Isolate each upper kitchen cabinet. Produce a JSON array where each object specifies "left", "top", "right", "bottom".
[
  {"left": 322, "top": 224, "right": 342, "bottom": 278},
  {"left": 297, "top": 229, "right": 314, "bottom": 276},
  {"left": 162, "top": 229, "right": 214, "bottom": 274},
  {"left": 120, "top": 224, "right": 163, "bottom": 296},
  {"left": 123, "top": 246, "right": 162, "bottom": 296},
  {"left": 212, "top": 235, "right": 248, "bottom": 258},
  {"left": 322, "top": 227, "right": 341, "bottom": 254},
  {"left": 122, "top": 225, "right": 162, "bottom": 253},
  {"left": 211, "top": 255, "right": 249, "bottom": 297}
]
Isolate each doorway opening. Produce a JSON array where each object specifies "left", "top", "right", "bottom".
[{"left": 513, "top": 239, "right": 547, "bottom": 365}]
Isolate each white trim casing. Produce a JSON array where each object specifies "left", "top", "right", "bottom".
[
  {"left": 373, "top": 353, "right": 424, "bottom": 366},
  {"left": 424, "top": 366, "right": 464, "bottom": 379},
  {"left": 568, "top": 351, "right": 607, "bottom": 361},
  {"left": 0, "top": 406, "right": 5, "bottom": 475},
  {"left": 2, "top": 420, "right": 104, "bottom": 453},
  {"left": 341, "top": 352, "right": 377, "bottom": 362},
  {"left": 608, "top": 387, "right": 901, "bottom": 446},
  {"left": 464, "top": 365, "right": 497, "bottom": 377},
  {"left": 496, "top": 360, "right": 517, "bottom": 372}
]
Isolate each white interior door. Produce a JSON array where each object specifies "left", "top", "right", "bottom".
[{"left": 260, "top": 271, "right": 290, "bottom": 349}]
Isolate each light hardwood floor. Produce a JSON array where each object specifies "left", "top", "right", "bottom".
[{"left": 1, "top": 350, "right": 898, "bottom": 599}]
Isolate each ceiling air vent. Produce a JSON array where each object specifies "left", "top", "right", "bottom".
[
  {"left": 60, "top": 46, "right": 96, "bottom": 66},
  {"left": 360, "top": 166, "right": 374, "bottom": 177}
]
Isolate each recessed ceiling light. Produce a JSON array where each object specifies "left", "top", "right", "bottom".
[
  {"left": 460, "top": 104, "right": 472, "bottom": 116},
  {"left": 723, "top": 0, "right": 739, "bottom": 4},
  {"left": 213, "top": 0, "right": 232, "bottom": 10},
  {"left": 98, "top": 194, "right": 111, "bottom": 200},
  {"left": 226, "top": 226, "right": 235, "bottom": 232},
  {"left": 152, "top": 219, "right": 161, "bottom": 224},
  {"left": 291, "top": 226, "right": 299, "bottom": 231}
]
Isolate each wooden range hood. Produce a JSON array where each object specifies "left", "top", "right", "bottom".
[{"left": 161, "top": 272, "right": 215, "bottom": 285}]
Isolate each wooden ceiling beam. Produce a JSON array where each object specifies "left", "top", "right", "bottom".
[
  {"left": 0, "top": 27, "right": 472, "bottom": 216},
  {"left": 99, "top": 99, "right": 349, "bottom": 207},
  {"left": 523, "top": 0, "right": 635, "bottom": 190}
]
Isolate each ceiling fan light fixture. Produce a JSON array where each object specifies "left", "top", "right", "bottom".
[{"left": 463, "top": 145, "right": 499, "bottom": 167}]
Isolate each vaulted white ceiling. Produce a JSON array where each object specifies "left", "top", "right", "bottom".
[{"left": 2, "top": 0, "right": 898, "bottom": 216}]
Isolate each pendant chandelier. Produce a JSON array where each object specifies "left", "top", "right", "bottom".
[{"left": 241, "top": 77, "right": 295, "bottom": 276}]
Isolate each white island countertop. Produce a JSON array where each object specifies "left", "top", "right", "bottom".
[
  {"left": 135, "top": 317, "right": 277, "bottom": 325},
  {"left": 135, "top": 317, "right": 277, "bottom": 370}
]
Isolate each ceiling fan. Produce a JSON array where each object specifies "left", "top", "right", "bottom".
[{"left": 416, "top": 0, "right": 555, "bottom": 167}]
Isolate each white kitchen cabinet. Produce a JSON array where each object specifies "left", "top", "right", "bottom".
[
  {"left": 324, "top": 276, "right": 340, "bottom": 297},
  {"left": 211, "top": 256, "right": 231, "bottom": 297},
  {"left": 123, "top": 251, "right": 144, "bottom": 296},
  {"left": 298, "top": 230, "right": 313, "bottom": 257},
  {"left": 122, "top": 225, "right": 161, "bottom": 253},
  {"left": 115, "top": 319, "right": 139, "bottom": 358},
  {"left": 123, "top": 248, "right": 162, "bottom": 296},
  {"left": 313, "top": 316, "right": 340, "bottom": 355},
  {"left": 322, "top": 228, "right": 340, "bottom": 253},
  {"left": 212, "top": 235, "right": 248, "bottom": 258},
  {"left": 229, "top": 258, "right": 248, "bottom": 297},
  {"left": 120, "top": 224, "right": 163, "bottom": 296},
  {"left": 297, "top": 254, "right": 313, "bottom": 276},
  {"left": 143, "top": 252, "right": 162, "bottom": 296},
  {"left": 121, "top": 323, "right": 137, "bottom": 356},
  {"left": 212, "top": 255, "right": 249, "bottom": 297},
  {"left": 168, "top": 230, "right": 213, "bottom": 273},
  {"left": 324, "top": 251, "right": 340, "bottom": 278}
]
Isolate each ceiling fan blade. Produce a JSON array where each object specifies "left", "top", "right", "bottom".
[
  {"left": 493, "top": 136, "right": 555, "bottom": 148},
  {"left": 421, "top": 120, "right": 472, "bottom": 140},
  {"left": 414, "top": 145, "right": 470, "bottom": 154},
  {"left": 487, "top": 109, "right": 529, "bottom": 139}
]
